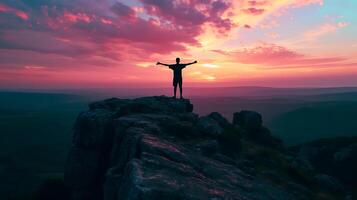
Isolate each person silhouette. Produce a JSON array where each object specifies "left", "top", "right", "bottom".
[{"left": 157, "top": 58, "right": 197, "bottom": 99}]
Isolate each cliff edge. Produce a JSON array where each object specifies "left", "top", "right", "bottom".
[{"left": 64, "top": 96, "right": 347, "bottom": 200}]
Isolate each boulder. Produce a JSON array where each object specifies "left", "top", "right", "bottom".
[
  {"left": 233, "top": 110, "right": 262, "bottom": 130},
  {"left": 196, "top": 116, "right": 224, "bottom": 137},
  {"left": 207, "top": 112, "right": 231, "bottom": 129}
]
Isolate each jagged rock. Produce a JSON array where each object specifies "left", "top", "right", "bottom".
[
  {"left": 232, "top": 111, "right": 282, "bottom": 149},
  {"left": 233, "top": 110, "right": 262, "bottom": 130},
  {"left": 207, "top": 112, "right": 231, "bottom": 129},
  {"left": 65, "top": 96, "right": 345, "bottom": 200},
  {"left": 196, "top": 116, "right": 224, "bottom": 137},
  {"left": 73, "top": 109, "right": 114, "bottom": 149}
]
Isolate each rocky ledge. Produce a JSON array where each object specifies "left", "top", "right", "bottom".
[{"left": 64, "top": 96, "right": 348, "bottom": 200}]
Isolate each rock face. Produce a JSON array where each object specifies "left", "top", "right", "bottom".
[
  {"left": 293, "top": 137, "right": 357, "bottom": 196},
  {"left": 65, "top": 96, "right": 346, "bottom": 200},
  {"left": 233, "top": 110, "right": 283, "bottom": 149}
]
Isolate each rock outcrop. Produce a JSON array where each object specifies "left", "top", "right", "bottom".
[
  {"left": 65, "top": 96, "right": 347, "bottom": 200},
  {"left": 292, "top": 137, "right": 357, "bottom": 197}
]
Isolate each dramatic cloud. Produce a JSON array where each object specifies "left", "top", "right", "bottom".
[
  {"left": 1, "top": 0, "right": 357, "bottom": 88},
  {"left": 0, "top": 0, "right": 234, "bottom": 61},
  {"left": 139, "top": 0, "right": 234, "bottom": 31},
  {"left": 213, "top": 43, "right": 356, "bottom": 69}
]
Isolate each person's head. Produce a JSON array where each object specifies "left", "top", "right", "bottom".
[{"left": 176, "top": 57, "right": 180, "bottom": 64}]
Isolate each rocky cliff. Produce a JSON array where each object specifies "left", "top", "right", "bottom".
[{"left": 64, "top": 96, "right": 348, "bottom": 200}]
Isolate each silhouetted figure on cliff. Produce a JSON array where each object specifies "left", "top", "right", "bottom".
[{"left": 157, "top": 58, "right": 197, "bottom": 99}]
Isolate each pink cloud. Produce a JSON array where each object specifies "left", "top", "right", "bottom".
[
  {"left": 62, "top": 11, "right": 91, "bottom": 23},
  {"left": 213, "top": 43, "right": 355, "bottom": 69},
  {"left": 24, "top": 65, "right": 46, "bottom": 71},
  {"left": 140, "top": 0, "right": 234, "bottom": 32},
  {"left": 100, "top": 18, "right": 113, "bottom": 25},
  {"left": 0, "top": 3, "right": 29, "bottom": 20},
  {"left": 0, "top": 1, "right": 203, "bottom": 60}
]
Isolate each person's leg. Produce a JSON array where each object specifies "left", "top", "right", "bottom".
[
  {"left": 179, "top": 79, "right": 183, "bottom": 99},
  {"left": 173, "top": 85, "right": 177, "bottom": 98},
  {"left": 173, "top": 80, "right": 178, "bottom": 98}
]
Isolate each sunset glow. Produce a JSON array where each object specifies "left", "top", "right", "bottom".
[{"left": 0, "top": 0, "right": 356, "bottom": 89}]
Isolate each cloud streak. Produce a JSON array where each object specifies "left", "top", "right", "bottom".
[
  {"left": 213, "top": 43, "right": 356, "bottom": 69},
  {"left": 304, "top": 22, "right": 349, "bottom": 40}
]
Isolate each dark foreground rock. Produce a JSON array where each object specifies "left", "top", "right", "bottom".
[
  {"left": 292, "top": 137, "right": 357, "bottom": 197},
  {"left": 65, "top": 96, "right": 347, "bottom": 200}
]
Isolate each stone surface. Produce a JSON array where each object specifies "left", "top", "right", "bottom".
[{"left": 65, "top": 96, "right": 348, "bottom": 200}]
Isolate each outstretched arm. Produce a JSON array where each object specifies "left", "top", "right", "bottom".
[
  {"left": 156, "top": 62, "right": 171, "bottom": 67},
  {"left": 184, "top": 60, "right": 198, "bottom": 66}
]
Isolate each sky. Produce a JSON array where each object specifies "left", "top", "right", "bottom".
[{"left": 0, "top": 0, "right": 356, "bottom": 89}]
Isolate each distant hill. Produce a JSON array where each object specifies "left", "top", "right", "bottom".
[
  {"left": 269, "top": 101, "right": 357, "bottom": 145},
  {"left": 0, "top": 92, "right": 88, "bottom": 198},
  {"left": 43, "top": 86, "right": 357, "bottom": 99}
]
